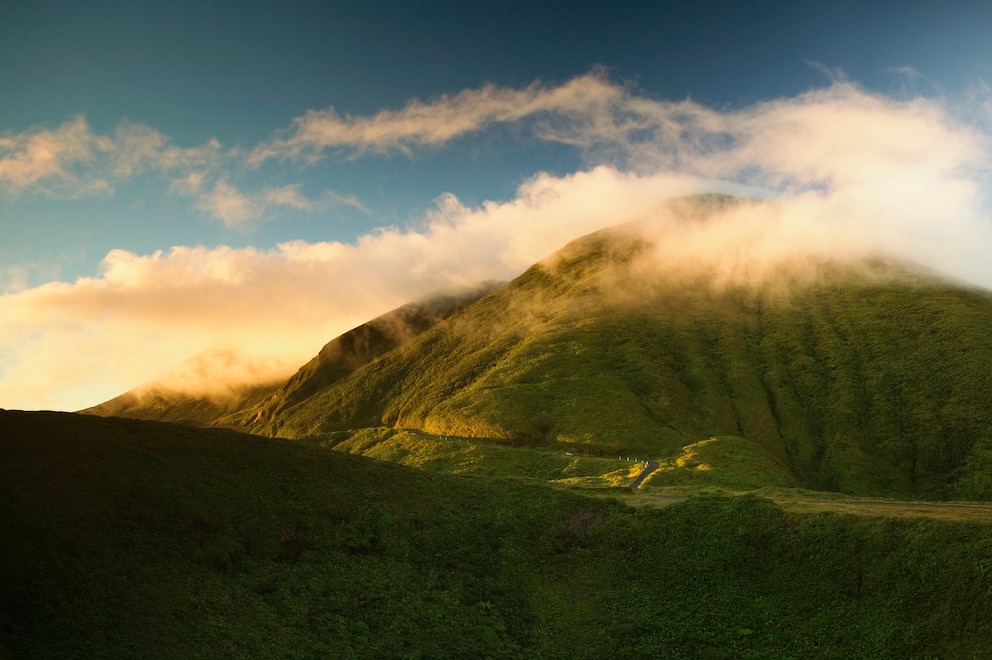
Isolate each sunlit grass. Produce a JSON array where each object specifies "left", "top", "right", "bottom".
[
  {"left": 325, "top": 427, "right": 645, "bottom": 486},
  {"left": 642, "top": 435, "right": 797, "bottom": 491}
]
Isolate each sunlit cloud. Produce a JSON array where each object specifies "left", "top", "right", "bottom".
[
  {"left": 1, "top": 260, "right": 64, "bottom": 295},
  {"left": 3, "top": 72, "right": 992, "bottom": 411},
  {"left": 0, "top": 115, "right": 222, "bottom": 197},
  {"left": 0, "top": 167, "right": 705, "bottom": 410},
  {"left": 194, "top": 181, "right": 262, "bottom": 226},
  {"left": 0, "top": 115, "right": 114, "bottom": 196},
  {"left": 0, "top": 115, "right": 367, "bottom": 228},
  {"left": 185, "top": 180, "right": 366, "bottom": 227},
  {"left": 247, "top": 70, "right": 631, "bottom": 164}
]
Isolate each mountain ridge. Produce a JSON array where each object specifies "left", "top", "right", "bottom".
[{"left": 249, "top": 215, "right": 992, "bottom": 500}]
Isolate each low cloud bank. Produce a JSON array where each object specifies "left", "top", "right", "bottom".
[{"left": 2, "top": 74, "right": 991, "bottom": 410}]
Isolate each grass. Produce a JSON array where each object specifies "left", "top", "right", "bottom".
[
  {"left": 79, "top": 208, "right": 992, "bottom": 503},
  {"left": 309, "top": 427, "right": 992, "bottom": 523},
  {"left": 641, "top": 435, "right": 797, "bottom": 491},
  {"left": 305, "top": 427, "right": 647, "bottom": 487},
  {"left": 5, "top": 410, "right": 992, "bottom": 657}
]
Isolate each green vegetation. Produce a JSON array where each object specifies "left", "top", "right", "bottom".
[
  {"left": 37, "top": 206, "right": 992, "bottom": 656},
  {"left": 249, "top": 222, "right": 992, "bottom": 501},
  {"left": 643, "top": 435, "right": 798, "bottom": 491},
  {"left": 81, "top": 207, "right": 992, "bottom": 502},
  {"left": 309, "top": 427, "right": 644, "bottom": 488},
  {"left": 4, "top": 411, "right": 992, "bottom": 658}
]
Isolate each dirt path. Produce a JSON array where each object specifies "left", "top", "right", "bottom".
[{"left": 628, "top": 460, "right": 659, "bottom": 491}]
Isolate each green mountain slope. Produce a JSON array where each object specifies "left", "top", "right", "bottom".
[
  {"left": 257, "top": 220, "right": 992, "bottom": 500},
  {"left": 219, "top": 281, "right": 503, "bottom": 428},
  {"left": 4, "top": 410, "right": 992, "bottom": 658}
]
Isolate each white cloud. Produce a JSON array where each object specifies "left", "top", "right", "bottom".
[
  {"left": 0, "top": 115, "right": 222, "bottom": 198},
  {"left": 320, "top": 190, "right": 371, "bottom": 215},
  {"left": 168, "top": 171, "right": 207, "bottom": 196},
  {"left": 0, "top": 115, "right": 114, "bottom": 196},
  {"left": 3, "top": 74, "right": 992, "bottom": 411},
  {"left": 186, "top": 180, "right": 363, "bottom": 227},
  {"left": 0, "top": 167, "right": 706, "bottom": 410},
  {"left": 248, "top": 70, "right": 630, "bottom": 164},
  {"left": 263, "top": 183, "right": 313, "bottom": 211},
  {"left": 195, "top": 181, "right": 263, "bottom": 227}
]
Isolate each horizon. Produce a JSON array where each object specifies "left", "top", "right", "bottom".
[{"left": 3, "top": 1, "right": 992, "bottom": 411}]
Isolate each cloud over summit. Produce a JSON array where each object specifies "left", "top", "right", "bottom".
[{"left": 2, "top": 72, "right": 991, "bottom": 411}]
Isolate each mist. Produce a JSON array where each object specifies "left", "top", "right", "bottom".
[{"left": 2, "top": 75, "right": 990, "bottom": 411}]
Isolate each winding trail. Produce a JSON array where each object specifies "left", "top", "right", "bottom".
[{"left": 628, "top": 460, "right": 660, "bottom": 491}]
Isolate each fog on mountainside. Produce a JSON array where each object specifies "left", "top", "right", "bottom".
[{"left": 82, "top": 282, "right": 503, "bottom": 425}]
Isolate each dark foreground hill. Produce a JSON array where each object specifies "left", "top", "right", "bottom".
[
  {"left": 3, "top": 410, "right": 992, "bottom": 658},
  {"left": 251, "top": 216, "right": 992, "bottom": 501}
]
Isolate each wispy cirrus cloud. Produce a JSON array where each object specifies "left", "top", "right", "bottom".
[
  {"left": 1, "top": 114, "right": 369, "bottom": 227},
  {"left": 6, "top": 72, "right": 987, "bottom": 228},
  {"left": 0, "top": 115, "right": 224, "bottom": 198},
  {"left": 246, "top": 70, "right": 987, "bottom": 194},
  {"left": 184, "top": 180, "right": 369, "bottom": 228},
  {"left": 247, "top": 70, "right": 632, "bottom": 164},
  {"left": 0, "top": 115, "right": 114, "bottom": 196}
]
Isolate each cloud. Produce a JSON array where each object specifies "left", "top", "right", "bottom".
[
  {"left": 186, "top": 180, "right": 364, "bottom": 227},
  {"left": 0, "top": 115, "right": 222, "bottom": 197},
  {"left": 248, "top": 70, "right": 630, "bottom": 164},
  {"left": 0, "top": 115, "right": 114, "bottom": 196},
  {"left": 3, "top": 73, "right": 992, "bottom": 411},
  {"left": 195, "top": 181, "right": 263, "bottom": 227},
  {"left": 321, "top": 190, "right": 371, "bottom": 215},
  {"left": 0, "top": 166, "right": 707, "bottom": 410},
  {"left": 0, "top": 116, "right": 369, "bottom": 227}
]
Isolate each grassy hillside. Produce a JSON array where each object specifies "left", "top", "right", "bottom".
[
  {"left": 218, "top": 282, "right": 503, "bottom": 429},
  {"left": 4, "top": 410, "right": 992, "bottom": 658},
  {"left": 256, "top": 219, "right": 992, "bottom": 500}
]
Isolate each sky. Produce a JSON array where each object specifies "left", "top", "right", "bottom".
[{"left": 3, "top": 0, "right": 992, "bottom": 411}]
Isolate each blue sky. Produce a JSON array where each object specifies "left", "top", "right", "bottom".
[{"left": 3, "top": 0, "right": 992, "bottom": 410}]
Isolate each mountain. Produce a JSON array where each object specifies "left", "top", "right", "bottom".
[
  {"left": 82, "top": 283, "right": 501, "bottom": 427},
  {"left": 249, "top": 203, "right": 992, "bottom": 501},
  {"left": 79, "top": 347, "right": 285, "bottom": 426},
  {"left": 82, "top": 196, "right": 992, "bottom": 500},
  {"left": 4, "top": 410, "right": 992, "bottom": 657},
  {"left": 215, "top": 281, "right": 504, "bottom": 429}
]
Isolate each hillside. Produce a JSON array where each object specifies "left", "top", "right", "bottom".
[
  {"left": 4, "top": 409, "right": 992, "bottom": 658},
  {"left": 82, "top": 283, "right": 501, "bottom": 427},
  {"left": 253, "top": 210, "right": 992, "bottom": 501},
  {"left": 217, "top": 281, "right": 503, "bottom": 429}
]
